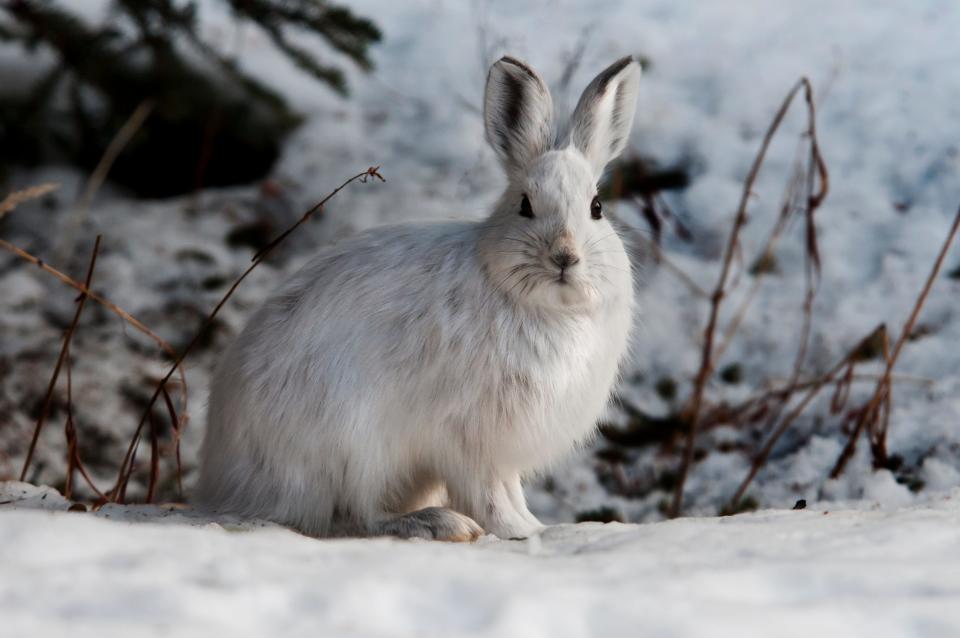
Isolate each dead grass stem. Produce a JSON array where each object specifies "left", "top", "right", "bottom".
[
  {"left": 669, "top": 77, "right": 827, "bottom": 518},
  {"left": 20, "top": 236, "right": 101, "bottom": 481},
  {"left": 110, "top": 166, "right": 385, "bottom": 501},
  {"left": 830, "top": 205, "right": 960, "bottom": 478}
]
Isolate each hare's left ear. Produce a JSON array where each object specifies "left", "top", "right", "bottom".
[
  {"left": 484, "top": 56, "right": 554, "bottom": 176},
  {"left": 567, "top": 56, "right": 641, "bottom": 176}
]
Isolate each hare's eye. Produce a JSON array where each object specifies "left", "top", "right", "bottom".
[
  {"left": 591, "top": 196, "right": 603, "bottom": 220},
  {"left": 519, "top": 194, "right": 534, "bottom": 218}
]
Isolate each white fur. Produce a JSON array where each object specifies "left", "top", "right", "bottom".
[{"left": 196, "top": 56, "right": 642, "bottom": 540}]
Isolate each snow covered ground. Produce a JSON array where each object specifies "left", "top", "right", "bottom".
[
  {"left": 3, "top": 481, "right": 960, "bottom": 637},
  {"left": 2, "top": 1, "right": 960, "bottom": 633}
]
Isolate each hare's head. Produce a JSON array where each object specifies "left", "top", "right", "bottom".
[{"left": 479, "top": 56, "right": 641, "bottom": 310}]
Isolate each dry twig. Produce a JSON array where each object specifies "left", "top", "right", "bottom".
[
  {"left": 57, "top": 101, "right": 154, "bottom": 259},
  {"left": 0, "top": 183, "right": 59, "bottom": 220},
  {"left": 1, "top": 182, "right": 187, "bottom": 492},
  {"left": 713, "top": 145, "right": 807, "bottom": 362},
  {"left": 670, "top": 78, "right": 827, "bottom": 518},
  {"left": 0, "top": 239, "right": 189, "bottom": 404},
  {"left": 77, "top": 100, "right": 154, "bottom": 212},
  {"left": 20, "top": 236, "right": 101, "bottom": 481},
  {"left": 830, "top": 205, "right": 960, "bottom": 477},
  {"left": 111, "top": 166, "right": 386, "bottom": 501},
  {"left": 62, "top": 342, "right": 109, "bottom": 501},
  {"left": 726, "top": 324, "right": 885, "bottom": 509}
]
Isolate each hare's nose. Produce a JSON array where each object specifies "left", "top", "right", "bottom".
[{"left": 550, "top": 250, "right": 580, "bottom": 270}]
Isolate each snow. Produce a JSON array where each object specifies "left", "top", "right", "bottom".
[
  {"left": 3, "top": 481, "right": 960, "bottom": 637},
  {"left": 2, "top": 0, "right": 960, "bottom": 632}
]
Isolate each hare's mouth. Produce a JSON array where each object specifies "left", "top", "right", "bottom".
[{"left": 555, "top": 267, "right": 575, "bottom": 285}]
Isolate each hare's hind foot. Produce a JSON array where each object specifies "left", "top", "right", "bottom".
[{"left": 373, "top": 507, "right": 483, "bottom": 542}]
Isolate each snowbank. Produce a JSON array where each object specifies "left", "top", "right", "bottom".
[{"left": 2, "top": 482, "right": 959, "bottom": 637}]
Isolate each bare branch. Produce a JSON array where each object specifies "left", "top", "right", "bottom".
[
  {"left": 20, "top": 236, "right": 101, "bottom": 481},
  {"left": 830, "top": 204, "right": 960, "bottom": 478},
  {"left": 670, "top": 78, "right": 828, "bottom": 518},
  {"left": 111, "top": 166, "right": 385, "bottom": 500}
]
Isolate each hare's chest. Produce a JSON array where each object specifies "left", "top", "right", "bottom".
[
  {"left": 485, "top": 307, "right": 630, "bottom": 467},
  {"left": 521, "top": 303, "right": 630, "bottom": 383}
]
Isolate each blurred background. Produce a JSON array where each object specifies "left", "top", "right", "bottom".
[{"left": 2, "top": 0, "right": 959, "bottom": 522}]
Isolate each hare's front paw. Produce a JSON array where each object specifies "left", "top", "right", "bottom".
[
  {"left": 453, "top": 476, "right": 545, "bottom": 540},
  {"left": 486, "top": 518, "right": 545, "bottom": 541},
  {"left": 473, "top": 498, "right": 544, "bottom": 540},
  {"left": 373, "top": 507, "right": 483, "bottom": 542}
]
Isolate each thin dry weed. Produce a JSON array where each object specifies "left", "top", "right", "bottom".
[
  {"left": 830, "top": 205, "right": 960, "bottom": 478},
  {"left": 669, "top": 77, "right": 828, "bottom": 518},
  {"left": 0, "top": 183, "right": 59, "bottom": 220},
  {"left": 110, "top": 166, "right": 386, "bottom": 501},
  {"left": 20, "top": 236, "right": 101, "bottom": 482}
]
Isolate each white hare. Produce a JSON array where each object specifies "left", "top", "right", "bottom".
[{"left": 196, "top": 55, "right": 641, "bottom": 540}]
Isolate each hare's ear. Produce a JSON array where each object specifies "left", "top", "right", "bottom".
[
  {"left": 567, "top": 56, "right": 641, "bottom": 176},
  {"left": 484, "top": 56, "right": 554, "bottom": 175}
]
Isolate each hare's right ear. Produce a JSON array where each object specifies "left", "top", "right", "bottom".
[
  {"left": 484, "top": 56, "right": 554, "bottom": 176},
  {"left": 567, "top": 56, "right": 641, "bottom": 176}
]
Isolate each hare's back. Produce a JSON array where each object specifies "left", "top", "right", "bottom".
[
  {"left": 283, "top": 220, "right": 479, "bottom": 314},
  {"left": 238, "top": 221, "right": 485, "bottom": 374}
]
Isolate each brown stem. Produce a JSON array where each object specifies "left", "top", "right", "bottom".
[
  {"left": 20, "top": 236, "right": 101, "bottom": 481},
  {"left": 727, "top": 325, "right": 884, "bottom": 510},
  {"left": 146, "top": 413, "right": 160, "bottom": 504},
  {"left": 77, "top": 100, "right": 154, "bottom": 212},
  {"left": 713, "top": 158, "right": 806, "bottom": 363},
  {"left": 0, "top": 239, "right": 189, "bottom": 409},
  {"left": 670, "top": 78, "right": 824, "bottom": 518},
  {"left": 111, "top": 166, "right": 385, "bottom": 501},
  {"left": 830, "top": 204, "right": 960, "bottom": 478},
  {"left": 63, "top": 343, "right": 76, "bottom": 500},
  {"left": 717, "top": 81, "right": 829, "bottom": 450},
  {"left": 160, "top": 385, "right": 184, "bottom": 498},
  {"left": 62, "top": 344, "right": 108, "bottom": 501},
  {"left": 0, "top": 183, "right": 59, "bottom": 220}
]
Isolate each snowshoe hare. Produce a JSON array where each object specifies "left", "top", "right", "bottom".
[{"left": 197, "top": 55, "right": 641, "bottom": 540}]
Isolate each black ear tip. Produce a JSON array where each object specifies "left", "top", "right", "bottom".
[
  {"left": 497, "top": 55, "right": 525, "bottom": 67},
  {"left": 495, "top": 56, "right": 539, "bottom": 81},
  {"left": 592, "top": 56, "right": 639, "bottom": 93},
  {"left": 610, "top": 55, "right": 637, "bottom": 75}
]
